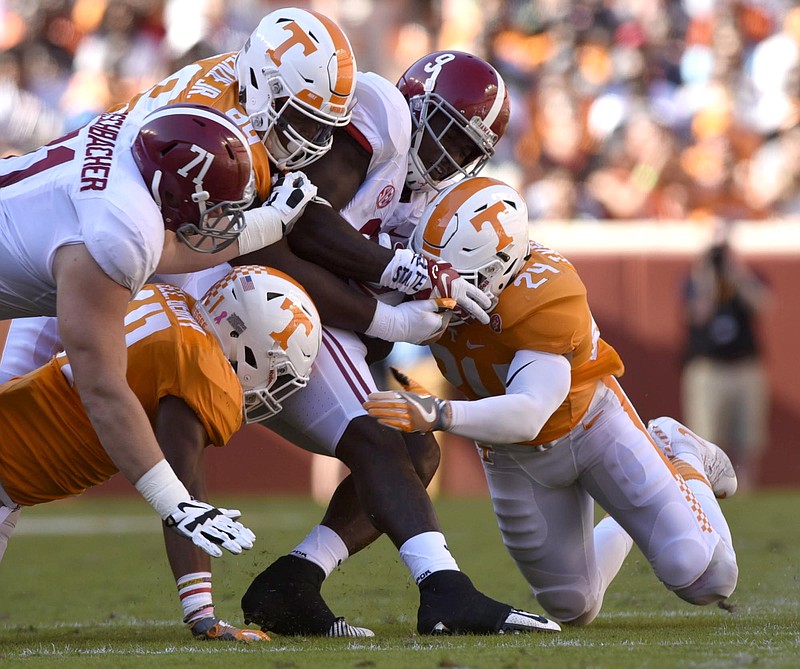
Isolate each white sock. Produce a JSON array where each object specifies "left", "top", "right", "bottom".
[
  {"left": 594, "top": 515, "right": 634, "bottom": 592},
  {"left": 177, "top": 571, "right": 213, "bottom": 624},
  {"left": 290, "top": 525, "right": 350, "bottom": 578},
  {"left": 399, "top": 531, "right": 460, "bottom": 584}
]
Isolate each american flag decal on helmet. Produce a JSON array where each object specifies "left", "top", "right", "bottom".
[{"left": 240, "top": 275, "right": 256, "bottom": 292}]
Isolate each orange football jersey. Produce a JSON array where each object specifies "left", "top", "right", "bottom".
[
  {"left": 430, "top": 241, "right": 624, "bottom": 445},
  {"left": 112, "top": 54, "right": 272, "bottom": 202},
  {"left": 0, "top": 284, "right": 243, "bottom": 506}
]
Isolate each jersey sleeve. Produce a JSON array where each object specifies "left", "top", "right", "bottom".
[
  {"left": 339, "top": 72, "right": 411, "bottom": 230},
  {"left": 174, "top": 340, "right": 243, "bottom": 447}
]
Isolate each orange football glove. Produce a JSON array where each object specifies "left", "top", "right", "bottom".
[{"left": 364, "top": 367, "right": 452, "bottom": 433}]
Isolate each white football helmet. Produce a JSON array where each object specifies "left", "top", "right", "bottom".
[
  {"left": 193, "top": 266, "right": 322, "bottom": 423},
  {"left": 234, "top": 8, "right": 357, "bottom": 170},
  {"left": 412, "top": 177, "right": 530, "bottom": 314}
]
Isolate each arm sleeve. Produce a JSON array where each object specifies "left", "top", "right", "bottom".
[{"left": 446, "top": 349, "right": 572, "bottom": 444}]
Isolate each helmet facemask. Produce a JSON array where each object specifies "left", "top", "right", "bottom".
[
  {"left": 250, "top": 82, "right": 341, "bottom": 170},
  {"left": 406, "top": 92, "right": 498, "bottom": 192},
  {"left": 192, "top": 265, "right": 321, "bottom": 426},
  {"left": 173, "top": 174, "right": 255, "bottom": 253}
]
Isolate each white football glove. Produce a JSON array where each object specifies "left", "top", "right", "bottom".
[
  {"left": 379, "top": 249, "right": 491, "bottom": 324},
  {"left": 265, "top": 171, "right": 318, "bottom": 235},
  {"left": 238, "top": 171, "right": 318, "bottom": 255},
  {"left": 365, "top": 298, "right": 455, "bottom": 345},
  {"left": 364, "top": 367, "right": 452, "bottom": 433},
  {"left": 165, "top": 500, "right": 255, "bottom": 558}
]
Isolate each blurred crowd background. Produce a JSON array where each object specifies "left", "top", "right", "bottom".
[{"left": 2, "top": 0, "right": 800, "bottom": 224}]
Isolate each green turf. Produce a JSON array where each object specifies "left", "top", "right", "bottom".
[{"left": 0, "top": 491, "right": 798, "bottom": 668}]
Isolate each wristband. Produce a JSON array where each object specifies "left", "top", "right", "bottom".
[
  {"left": 134, "top": 459, "right": 191, "bottom": 520},
  {"left": 364, "top": 300, "right": 393, "bottom": 340},
  {"left": 237, "top": 207, "right": 285, "bottom": 255}
]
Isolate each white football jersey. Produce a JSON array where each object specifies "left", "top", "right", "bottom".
[
  {"left": 338, "top": 72, "right": 412, "bottom": 240},
  {"left": 0, "top": 111, "right": 163, "bottom": 317}
]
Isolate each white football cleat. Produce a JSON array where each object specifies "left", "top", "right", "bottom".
[
  {"left": 648, "top": 416, "right": 737, "bottom": 499},
  {"left": 326, "top": 617, "right": 375, "bottom": 638},
  {"left": 499, "top": 609, "right": 562, "bottom": 633}
]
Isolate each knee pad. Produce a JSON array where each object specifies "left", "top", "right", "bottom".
[
  {"left": 674, "top": 541, "right": 739, "bottom": 605},
  {"left": 649, "top": 502, "right": 713, "bottom": 589},
  {"left": 534, "top": 582, "right": 601, "bottom": 626}
]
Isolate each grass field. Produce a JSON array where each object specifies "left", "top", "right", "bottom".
[{"left": 0, "top": 491, "right": 798, "bottom": 668}]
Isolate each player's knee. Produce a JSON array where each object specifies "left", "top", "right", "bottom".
[
  {"left": 338, "top": 416, "right": 408, "bottom": 464},
  {"left": 535, "top": 584, "right": 601, "bottom": 625},
  {"left": 650, "top": 535, "right": 709, "bottom": 590},
  {"left": 403, "top": 433, "right": 440, "bottom": 485},
  {"left": 673, "top": 541, "right": 739, "bottom": 605}
]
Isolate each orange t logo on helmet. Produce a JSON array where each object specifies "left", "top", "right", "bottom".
[
  {"left": 267, "top": 21, "right": 318, "bottom": 66},
  {"left": 469, "top": 200, "right": 512, "bottom": 251},
  {"left": 271, "top": 297, "right": 314, "bottom": 348}
]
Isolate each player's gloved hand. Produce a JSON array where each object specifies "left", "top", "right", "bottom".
[
  {"left": 238, "top": 172, "right": 317, "bottom": 254},
  {"left": 364, "top": 367, "right": 453, "bottom": 433},
  {"left": 265, "top": 171, "right": 318, "bottom": 235},
  {"left": 165, "top": 501, "right": 256, "bottom": 558},
  {"left": 380, "top": 250, "right": 491, "bottom": 324},
  {"left": 190, "top": 615, "right": 270, "bottom": 642},
  {"left": 365, "top": 297, "right": 456, "bottom": 345}
]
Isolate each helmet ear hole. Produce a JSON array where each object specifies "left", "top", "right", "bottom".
[{"left": 244, "top": 346, "right": 257, "bottom": 368}]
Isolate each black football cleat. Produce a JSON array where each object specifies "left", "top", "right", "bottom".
[{"left": 417, "top": 570, "right": 560, "bottom": 635}]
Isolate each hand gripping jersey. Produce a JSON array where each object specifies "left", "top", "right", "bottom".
[
  {"left": 113, "top": 54, "right": 273, "bottom": 202},
  {"left": 0, "top": 111, "right": 164, "bottom": 317},
  {"left": 0, "top": 284, "right": 242, "bottom": 506},
  {"left": 429, "top": 242, "right": 625, "bottom": 445}
]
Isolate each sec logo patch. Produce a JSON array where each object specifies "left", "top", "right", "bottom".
[
  {"left": 376, "top": 185, "right": 396, "bottom": 209},
  {"left": 490, "top": 313, "right": 502, "bottom": 333}
]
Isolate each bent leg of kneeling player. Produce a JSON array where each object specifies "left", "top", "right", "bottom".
[
  {"left": 478, "top": 441, "right": 612, "bottom": 625},
  {"left": 579, "top": 378, "right": 738, "bottom": 607}
]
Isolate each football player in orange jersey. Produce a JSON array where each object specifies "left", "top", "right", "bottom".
[
  {"left": 0, "top": 266, "right": 321, "bottom": 642},
  {"left": 366, "top": 177, "right": 739, "bottom": 625}
]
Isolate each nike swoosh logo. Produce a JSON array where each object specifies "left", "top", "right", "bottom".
[
  {"left": 407, "top": 395, "right": 437, "bottom": 423},
  {"left": 465, "top": 341, "right": 484, "bottom": 349},
  {"left": 582, "top": 410, "right": 604, "bottom": 430}
]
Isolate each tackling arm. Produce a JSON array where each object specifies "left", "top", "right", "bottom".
[
  {"left": 365, "top": 351, "right": 572, "bottom": 444},
  {"left": 157, "top": 395, "right": 211, "bottom": 579}
]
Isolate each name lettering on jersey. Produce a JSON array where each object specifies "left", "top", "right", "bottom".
[
  {"left": 79, "top": 112, "right": 126, "bottom": 191},
  {"left": 422, "top": 52, "right": 456, "bottom": 91},
  {"left": 271, "top": 297, "right": 314, "bottom": 348},
  {"left": 156, "top": 284, "right": 205, "bottom": 333},
  {"left": 267, "top": 21, "right": 318, "bottom": 67},
  {"left": 186, "top": 57, "right": 236, "bottom": 100}
]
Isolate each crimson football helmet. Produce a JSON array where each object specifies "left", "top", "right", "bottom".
[
  {"left": 132, "top": 103, "right": 255, "bottom": 253},
  {"left": 235, "top": 8, "right": 356, "bottom": 170},
  {"left": 412, "top": 177, "right": 529, "bottom": 315},
  {"left": 193, "top": 265, "right": 321, "bottom": 423},
  {"left": 397, "top": 51, "right": 510, "bottom": 191}
]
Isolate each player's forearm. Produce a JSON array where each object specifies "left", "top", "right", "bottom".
[
  {"left": 446, "top": 393, "right": 554, "bottom": 444},
  {"left": 78, "top": 383, "right": 168, "bottom": 482},
  {"left": 446, "top": 350, "right": 572, "bottom": 444},
  {"left": 287, "top": 203, "right": 393, "bottom": 281}
]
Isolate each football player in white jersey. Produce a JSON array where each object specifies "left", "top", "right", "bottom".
[
  {"left": 235, "top": 52, "right": 560, "bottom": 637},
  {"left": 0, "top": 36, "right": 556, "bottom": 635},
  {"left": 0, "top": 101, "right": 320, "bottom": 559}
]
